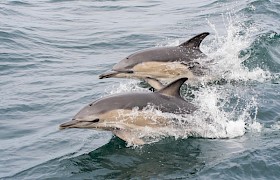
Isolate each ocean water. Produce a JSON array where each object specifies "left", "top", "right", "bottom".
[{"left": 0, "top": 0, "right": 280, "bottom": 179}]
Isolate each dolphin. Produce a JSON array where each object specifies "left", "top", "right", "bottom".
[
  {"left": 99, "top": 32, "right": 210, "bottom": 82},
  {"left": 60, "top": 78, "right": 196, "bottom": 145}
]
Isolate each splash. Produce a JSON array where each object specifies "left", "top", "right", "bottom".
[
  {"left": 187, "top": 13, "right": 265, "bottom": 136},
  {"left": 106, "top": 79, "right": 150, "bottom": 95},
  {"left": 204, "top": 13, "right": 271, "bottom": 82}
]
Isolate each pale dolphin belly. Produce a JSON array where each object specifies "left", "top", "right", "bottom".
[{"left": 113, "top": 61, "right": 195, "bottom": 81}]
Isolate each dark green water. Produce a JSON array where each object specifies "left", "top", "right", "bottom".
[{"left": 0, "top": 0, "right": 280, "bottom": 179}]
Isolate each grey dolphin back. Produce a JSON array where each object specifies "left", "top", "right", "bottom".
[{"left": 179, "top": 32, "right": 209, "bottom": 50}]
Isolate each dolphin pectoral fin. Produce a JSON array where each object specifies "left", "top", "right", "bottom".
[
  {"left": 144, "top": 77, "right": 164, "bottom": 91},
  {"left": 113, "top": 130, "right": 145, "bottom": 145},
  {"left": 179, "top": 32, "right": 210, "bottom": 49},
  {"left": 99, "top": 70, "right": 134, "bottom": 79}
]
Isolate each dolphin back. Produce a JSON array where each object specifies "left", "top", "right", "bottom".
[
  {"left": 92, "top": 78, "right": 196, "bottom": 115},
  {"left": 112, "top": 32, "right": 210, "bottom": 71}
]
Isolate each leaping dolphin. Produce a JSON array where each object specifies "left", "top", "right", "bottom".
[
  {"left": 99, "top": 32, "right": 210, "bottom": 82},
  {"left": 60, "top": 78, "right": 196, "bottom": 145}
]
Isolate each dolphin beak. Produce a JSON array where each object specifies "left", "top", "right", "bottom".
[
  {"left": 99, "top": 70, "right": 134, "bottom": 79},
  {"left": 99, "top": 71, "right": 119, "bottom": 79},
  {"left": 59, "top": 119, "right": 100, "bottom": 130},
  {"left": 59, "top": 120, "right": 79, "bottom": 130}
]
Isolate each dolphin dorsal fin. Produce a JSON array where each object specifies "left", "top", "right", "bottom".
[
  {"left": 158, "top": 78, "right": 188, "bottom": 97},
  {"left": 179, "top": 32, "right": 210, "bottom": 49}
]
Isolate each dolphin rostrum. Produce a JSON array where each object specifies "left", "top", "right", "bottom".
[
  {"left": 99, "top": 32, "right": 210, "bottom": 82},
  {"left": 60, "top": 78, "right": 197, "bottom": 145}
]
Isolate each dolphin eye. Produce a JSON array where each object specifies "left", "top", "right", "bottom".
[{"left": 89, "top": 103, "right": 93, "bottom": 106}]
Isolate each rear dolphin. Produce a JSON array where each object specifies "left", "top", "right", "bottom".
[
  {"left": 99, "top": 32, "right": 210, "bottom": 82},
  {"left": 60, "top": 78, "right": 196, "bottom": 145}
]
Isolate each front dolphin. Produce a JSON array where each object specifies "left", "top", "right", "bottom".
[
  {"left": 60, "top": 78, "right": 196, "bottom": 145},
  {"left": 99, "top": 32, "right": 210, "bottom": 82}
]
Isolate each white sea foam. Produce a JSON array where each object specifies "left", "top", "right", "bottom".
[
  {"left": 107, "top": 79, "right": 149, "bottom": 95},
  {"left": 204, "top": 14, "right": 271, "bottom": 82}
]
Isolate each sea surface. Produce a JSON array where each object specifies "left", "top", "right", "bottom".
[{"left": 1, "top": 0, "right": 280, "bottom": 179}]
